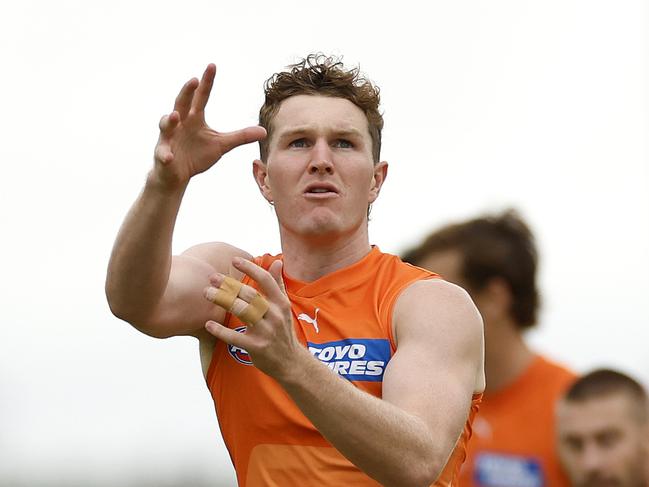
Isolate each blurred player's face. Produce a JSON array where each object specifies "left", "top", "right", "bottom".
[
  {"left": 417, "top": 250, "right": 507, "bottom": 330},
  {"left": 417, "top": 250, "right": 466, "bottom": 289},
  {"left": 254, "top": 95, "right": 386, "bottom": 241},
  {"left": 557, "top": 393, "right": 649, "bottom": 487},
  {"left": 418, "top": 249, "right": 490, "bottom": 312}
]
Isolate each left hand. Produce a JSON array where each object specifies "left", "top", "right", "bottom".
[{"left": 203, "top": 257, "right": 303, "bottom": 380}]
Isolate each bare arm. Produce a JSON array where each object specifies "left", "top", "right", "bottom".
[
  {"left": 204, "top": 259, "right": 485, "bottom": 486},
  {"left": 105, "top": 64, "right": 265, "bottom": 337}
]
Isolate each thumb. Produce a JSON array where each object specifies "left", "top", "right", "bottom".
[{"left": 219, "top": 126, "right": 267, "bottom": 154}]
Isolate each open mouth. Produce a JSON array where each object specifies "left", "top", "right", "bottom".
[{"left": 304, "top": 183, "right": 339, "bottom": 196}]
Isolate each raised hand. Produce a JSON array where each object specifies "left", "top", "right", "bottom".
[
  {"left": 152, "top": 64, "right": 267, "bottom": 190},
  {"left": 203, "top": 258, "right": 306, "bottom": 381}
]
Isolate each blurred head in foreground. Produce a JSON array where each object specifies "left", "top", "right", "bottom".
[{"left": 557, "top": 369, "right": 649, "bottom": 487}]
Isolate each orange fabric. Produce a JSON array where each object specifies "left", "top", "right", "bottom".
[
  {"left": 206, "top": 247, "right": 480, "bottom": 486},
  {"left": 437, "top": 392, "right": 482, "bottom": 486},
  {"left": 459, "top": 355, "right": 576, "bottom": 486}
]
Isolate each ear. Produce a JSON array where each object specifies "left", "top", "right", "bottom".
[
  {"left": 252, "top": 159, "right": 273, "bottom": 203},
  {"left": 368, "top": 161, "right": 388, "bottom": 203}
]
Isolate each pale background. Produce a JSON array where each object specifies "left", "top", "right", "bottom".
[{"left": 1, "top": 1, "right": 647, "bottom": 486}]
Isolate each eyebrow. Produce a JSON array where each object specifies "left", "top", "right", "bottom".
[{"left": 275, "top": 126, "right": 364, "bottom": 140}]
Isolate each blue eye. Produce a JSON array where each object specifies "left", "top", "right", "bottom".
[
  {"left": 290, "top": 138, "right": 308, "bottom": 148},
  {"left": 335, "top": 139, "right": 353, "bottom": 148}
]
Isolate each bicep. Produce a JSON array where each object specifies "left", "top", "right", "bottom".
[
  {"left": 382, "top": 280, "right": 484, "bottom": 455},
  {"left": 136, "top": 242, "right": 251, "bottom": 338}
]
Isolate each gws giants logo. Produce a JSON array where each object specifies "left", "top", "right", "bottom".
[{"left": 228, "top": 326, "right": 252, "bottom": 365}]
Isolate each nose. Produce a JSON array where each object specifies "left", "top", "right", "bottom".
[
  {"left": 580, "top": 443, "right": 605, "bottom": 474},
  {"left": 308, "top": 139, "right": 334, "bottom": 175}
]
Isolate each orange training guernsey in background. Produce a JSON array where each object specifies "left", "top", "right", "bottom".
[
  {"left": 459, "top": 354, "right": 576, "bottom": 487},
  {"left": 206, "top": 247, "right": 481, "bottom": 486}
]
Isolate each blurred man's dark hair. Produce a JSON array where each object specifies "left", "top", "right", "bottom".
[
  {"left": 564, "top": 368, "right": 648, "bottom": 422},
  {"left": 402, "top": 209, "right": 539, "bottom": 329}
]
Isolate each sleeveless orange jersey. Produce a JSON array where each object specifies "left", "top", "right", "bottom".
[
  {"left": 459, "top": 355, "right": 575, "bottom": 486},
  {"left": 206, "top": 247, "right": 481, "bottom": 486}
]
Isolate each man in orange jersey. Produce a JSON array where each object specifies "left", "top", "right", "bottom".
[
  {"left": 106, "top": 55, "right": 485, "bottom": 486},
  {"left": 402, "top": 210, "right": 575, "bottom": 487},
  {"left": 557, "top": 369, "right": 649, "bottom": 487}
]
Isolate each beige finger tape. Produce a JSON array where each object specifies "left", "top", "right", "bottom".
[
  {"left": 211, "top": 276, "right": 243, "bottom": 311},
  {"left": 239, "top": 293, "right": 270, "bottom": 325}
]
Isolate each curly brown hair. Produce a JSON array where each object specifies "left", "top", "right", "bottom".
[{"left": 258, "top": 54, "right": 383, "bottom": 163}]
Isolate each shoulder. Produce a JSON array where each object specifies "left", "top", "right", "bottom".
[
  {"left": 369, "top": 249, "right": 439, "bottom": 302},
  {"left": 374, "top": 248, "right": 437, "bottom": 277},
  {"left": 182, "top": 241, "right": 252, "bottom": 265},
  {"left": 181, "top": 242, "right": 253, "bottom": 278},
  {"left": 535, "top": 354, "right": 575, "bottom": 376},
  {"left": 394, "top": 279, "right": 483, "bottom": 340},
  {"left": 531, "top": 354, "right": 577, "bottom": 391}
]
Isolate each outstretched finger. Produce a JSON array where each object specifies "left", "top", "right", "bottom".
[
  {"left": 174, "top": 78, "right": 199, "bottom": 119},
  {"left": 218, "top": 126, "right": 267, "bottom": 154},
  {"left": 191, "top": 64, "right": 216, "bottom": 113},
  {"left": 204, "top": 276, "right": 260, "bottom": 312},
  {"left": 232, "top": 257, "right": 285, "bottom": 303}
]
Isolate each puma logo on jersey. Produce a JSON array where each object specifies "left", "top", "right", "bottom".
[{"left": 297, "top": 308, "right": 320, "bottom": 333}]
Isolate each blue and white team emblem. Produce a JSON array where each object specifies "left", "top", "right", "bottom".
[{"left": 228, "top": 326, "right": 253, "bottom": 365}]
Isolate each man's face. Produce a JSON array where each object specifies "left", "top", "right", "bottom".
[
  {"left": 557, "top": 393, "right": 649, "bottom": 487},
  {"left": 418, "top": 249, "right": 520, "bottom": 339},
  {"left": 417, "top": 249, "right": 491, "bottom": 312},
  {"left": 255, "top": 95, "right": 385, "bottom": 240},
  {"left": 417, "top": 249, "right": 467, "bottom": 289}
]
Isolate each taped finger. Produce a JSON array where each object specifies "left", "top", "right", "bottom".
[
  {"left": 209, "top": 276, "right": 243, "bottom": 311},
  {"left": 238, "top": 293, "right": 270, "bottom": 326}
]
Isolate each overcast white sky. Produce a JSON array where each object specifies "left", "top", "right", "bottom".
[{"left": 1, "top": 1, "right": 647, "bottom": 485}]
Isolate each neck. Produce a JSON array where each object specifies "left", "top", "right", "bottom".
[
  {"left": 484, "top": 318, "right": 535, "bottom": 393},
  {"left": 279, "top": 224, "right": 372, "bottom": 282}
]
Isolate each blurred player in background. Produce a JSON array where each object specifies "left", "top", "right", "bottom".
[
  {"left": 402, "top": 209, "right": 575, "bottom": 486},
  {"left": 557, "top": 368, "right": 649, "bottom": 487}
]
